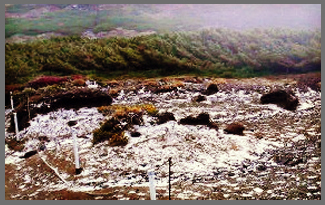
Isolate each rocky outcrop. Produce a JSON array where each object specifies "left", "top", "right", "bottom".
[
  {"left": 260, "top": 89, "right": 299, "bottom": 111},
  {"left": 130, "top": 131, "right": 141, "bottom": 137},
  {"left": 203, "top": 84, "right": 219, "bottom": 95},
  {"left": 8, "top": 88, "right": 113, "bottom": 132},
  {"left": 179, "top": 113, "right": 218, "bottom": 130},
  {"left": 157, "top": 112, "right": 176, "bottom": 124},
  {"left": 19, "top": 150, "right": 38, "bottom": 159},
  {"left": 224, "top": 122, "right": 245, "bottom": 135},
  {"left": 180, "top": 113, "right": 210, "bottom": 125}
]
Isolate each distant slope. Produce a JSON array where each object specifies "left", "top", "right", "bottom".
[
  {"left": 5, "top": 28, "right": 321, "bottom": 85},
  {"left": 5, "top": 4, "right": 321, "bottom": 38}
]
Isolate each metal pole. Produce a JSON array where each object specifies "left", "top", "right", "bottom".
[
  {"left": 10, "top": 91, "right": 14, "bottom": 111},
  {"left": 72, "top": 129, "right": 81, "bottom": 175},
  {"left": 13, "top": 112, "right": 19, "bottom": 138},
  {"left": 169, "top": 157, "right": 172, "bottom": 200},
  {"left": 148, "top": 170, "right": 156, "bottom": 200}
]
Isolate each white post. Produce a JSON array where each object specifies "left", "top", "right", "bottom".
[
  {"left": 13, "top": 112, "right": 19, "bottom": 136},
  {"left": 72, "top": 129, "right": 80, "bottom": 171},
  {"left": 148, "top": 170, "right": 156, "bottom": 200},
  {"left": 10, "top": 91, "right": 14, "bottom": 111}
]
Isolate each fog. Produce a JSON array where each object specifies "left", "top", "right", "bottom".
[{"left": 151, "top": 4, "right": 321, "bottom": 30}]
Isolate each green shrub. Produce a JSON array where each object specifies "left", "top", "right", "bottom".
[
  {"left": 92, "top": 129, "right": 114, "bottom": 145},
  {"left": 93, "top": 128, "right": 128, "bottom": 146},
  {"left": 92, "top": 117, "right": 127, "bottom": 146}
]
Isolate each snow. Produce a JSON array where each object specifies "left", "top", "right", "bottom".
[{"left": 5, "top": 83, "right": 321, "bottom": 195}]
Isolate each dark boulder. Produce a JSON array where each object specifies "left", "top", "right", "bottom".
[
  {"left": 180, "top": 113, "right": 210, "bottom": 126},
  {"left": 224, "top": 122, "right": 245, "bottom": 135},
  {"left": 129, "top": 114, "right": 143, "bottom": 125},
  {"left": 260, "top": 89, "right": 299, "bottom": 111},
  {"left": 203, "top": 84, "right": 219, "bottom": 96},
  {"left": 67, "top": 120, "right": 78, "bottom": 127},
  {"left": 75, "top": 168, "right": 83, "bottom": 175},
  {"left": 131, "top": 131, "right": 141, "bottom": 137},
  {"left": 51, "top": 88, "right": 113, "bottom": 110},
  {"left": 19, "top": 150, "right": 38, "bottom": 159},
  {"left": 157, "top": 112, "right": 176, "bottom": 124}
]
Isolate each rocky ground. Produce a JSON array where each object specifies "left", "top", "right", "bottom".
[{"left": 5, "top": 74, "right": 321, "bottom": 200}]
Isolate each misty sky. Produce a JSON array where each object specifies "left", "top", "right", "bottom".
[
  {"left": 5, "top": 4, "right": 321, "bottom": 31},
  {"left": 168, "top": 4, "right": 321, "bottom": 30}
]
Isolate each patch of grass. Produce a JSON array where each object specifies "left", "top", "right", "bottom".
[{"left": 98, "top": 104, "right": 158, "bottom": 117}]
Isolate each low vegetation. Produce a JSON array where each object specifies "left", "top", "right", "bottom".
[
  {"left": 5, "top": 28, "right": 321, "bottom": 87},
  {"left": 93, "top": 104, "right": 158, "bottom": 145}
]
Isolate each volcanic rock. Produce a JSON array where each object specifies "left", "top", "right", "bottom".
[
  {"left": 203, "top": 84, "right": 219, "bottom": 95},
  {"left": 260, "top": 89, "right": 299, "bottom": 110},
  {"left": 67, "top": 120, "right": 78, "bottom": 127},
  {"left": 157, "top": 112, "right": 176, "bottom": 124},
  {"left": 8, "top": 88, "right": 113, "bottom": 132},
  {"left": 19, "top": 150, "right": 38, "bottom": 159},
  {"left": 129, "top": 114, "right": 143, "bottom": 125},
  {"left": 131, "top": 131, "right": 141, "bottom": 137},
  {"left": 224, "top": 122, "right": 245, "bottom": 135},
  {"left": 180, "top": 113, "right": 210, "bottom": 125}
]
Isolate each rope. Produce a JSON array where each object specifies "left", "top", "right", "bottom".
[
  {"left": 37, "top": 151, "right": 72, "bottom": 187},
  {"left": 37, "top": 151, "right": 109, "bottom": 196}
]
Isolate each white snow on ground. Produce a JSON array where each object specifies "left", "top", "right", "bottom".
[{"left": 5, "top": 85, "right": 321, "bottom": 196}]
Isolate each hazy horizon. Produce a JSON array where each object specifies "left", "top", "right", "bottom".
[{"left": 5, "top": 4, "right": 321, "bottom": 32}]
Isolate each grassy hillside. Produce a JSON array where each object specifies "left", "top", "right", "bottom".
[{"left": 5, "top": 28, "right": 321, "bottom": 86}]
